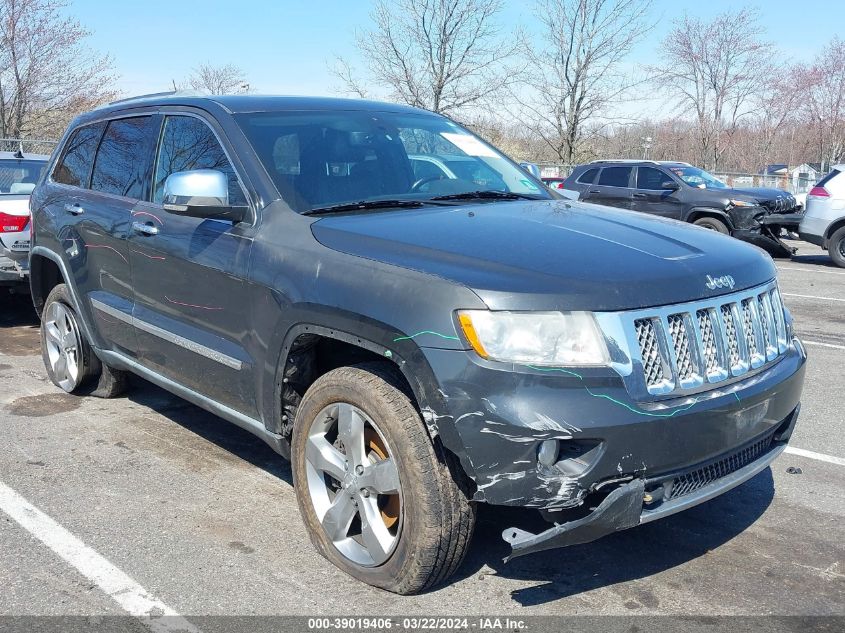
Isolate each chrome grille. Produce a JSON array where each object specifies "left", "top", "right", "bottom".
[
  {"left": 721, "top": 304, "right": 741, "bottom": 369},
  {"left": 697, "top": 309, "right": 720, "bottom": 375},
  {"left": 667, "top": 314, "right": 695, "bottom": 381},
  {"left": 635, "top": 318, "right": 666, "bottom": 388},
  {"left": 628, "top": 282, "right": 789, "bottom": 396}
]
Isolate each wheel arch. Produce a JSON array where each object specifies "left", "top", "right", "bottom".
[
  {"left": 267, "top": 320, "right": 473, "bottom": 480},
  {"left": 685, "top": 207, "right": 734, "bottom": 230},
  {"left": 824, "top": 216, "right": 845, "bottom": 242}
]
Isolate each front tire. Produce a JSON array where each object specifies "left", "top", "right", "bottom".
[
  {"left": 291, "top": 363, "right": 475, "bottom": 594},
  {"left": 828, "top": 226, "right": 845, "bottom": 268},
  {"left": 693, "top": 217, "right": 730, "bottom": 234}
]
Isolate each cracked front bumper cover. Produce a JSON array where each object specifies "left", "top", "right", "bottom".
[{"left": 503, "top": 434, "right": 790, "bottom": 561}]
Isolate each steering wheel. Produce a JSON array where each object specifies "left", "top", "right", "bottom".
[{"left": 410, "top": 176, "right": 445, "bottom": 192}]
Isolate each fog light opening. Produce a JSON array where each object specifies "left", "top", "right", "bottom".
[{"left": 537, "top": 439, "right": 559, "bottom": 467}]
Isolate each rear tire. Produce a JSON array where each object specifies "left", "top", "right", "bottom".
[
  {"left": 693, "top": 217, "right": 730, "bottom": 234},
  {"left": 40, "top": 284, "right": 129, "bottom": 398},
  {"left": 828, "top": 226, "right": 845, "bottom": 268},
  {"left": 40, "top": 284, "right": 96, "bottom": 393},
  {"left": 291, "top": 363, "right": 475, "bottom": 594}
]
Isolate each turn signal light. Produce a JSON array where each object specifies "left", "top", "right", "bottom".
[{"left": 0, "top": 212, "right": 29, "bottom": 233}]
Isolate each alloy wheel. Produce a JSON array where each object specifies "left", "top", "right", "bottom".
[
  {"left": 304, "top": 402, "right": 403, "bottom": 567},
  {"left": 43, "top": 302, "right": 83, "bottom": 392}
]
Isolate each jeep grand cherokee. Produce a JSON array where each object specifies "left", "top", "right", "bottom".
[{"left": 29, "top": 95, "right": 806, "bottom": 594}]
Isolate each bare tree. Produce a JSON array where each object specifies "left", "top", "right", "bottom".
[
  {"left": 802, "top": 38, "right": 845, "bottom": 168},
  {"left": 182, "top": 63, "right": 250, "bottom": 95},
  {"left": 654, "top": 8, "right": 772, "bottom": 170},
  {"left": 332, "top": 0, "right": 516, "bottom": 116},
  {"left": 750, "top": 69, "right": 804, "bottom": 170},
  {"left": 0, "top": 0, "right": 116, "bottom": 139},
  {"left": 512, "top": 0, "right": 653, "bottom": 164}
]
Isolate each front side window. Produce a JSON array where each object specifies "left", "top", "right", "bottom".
[
  {"left": 598, "top": 166, "right": 633, "bottom": 188},
  {"left": 0, "top": 160, "right": 46, "bottom": 195},
  {"left": 153, "top": 116, "right": 246, "bottom": 206},
  {"left": 637, "top": 166, "right": 672, "bottom": 190},
  {"left": 91, "top": 117, "right": 156, "bottom": 199},
  {"left": 235, "top": 110, "right": 549, "bottom": 213},
  {"left": 668, "top": 166, "right": 727, "bottom": 189},
  {"left": 52, "top": 122, "right": 105, "bottom": 188}
]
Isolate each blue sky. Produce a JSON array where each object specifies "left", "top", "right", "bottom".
[{"left": 72, "top": 0, "right": 842, "bottom": 99}]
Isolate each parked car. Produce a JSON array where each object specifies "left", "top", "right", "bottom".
[
  {"left": 799, "top": 165, "right": 845, "bottom": 267},
  {"left": 542, "top": 176, "right": 566, "bottom": 189},
  {"left": 30, "top": 94, "right": 806, "bottom": 594},
  {"left": 564, "top": 160, "right": 803, "bottom": 257},
  {"left": 0, "top": 150, "right": 49, "bottom": 289}
]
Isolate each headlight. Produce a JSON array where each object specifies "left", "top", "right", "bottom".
[
  {"left": 457, "top": 310, "right": 609, "bottom": 365},
  {"left": 729, "top": 199, "right": 758, "bottom": 208}
]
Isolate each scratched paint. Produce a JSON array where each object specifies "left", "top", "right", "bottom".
[
  {"left": 164, "top": 296, "right": 224, "bottom": 311},
  {"left": 393, "top": 330, "right": 460, "bottom": 343},
  {"left": 523, "top": 363, "right": 740, "bottom": 419},
  {"left": 85, "top": 244, "right": 128, "bottom": 264}
]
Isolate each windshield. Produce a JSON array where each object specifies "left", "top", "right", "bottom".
[
  {"left": 0, "top": 159, "right": 45, "bottom": 195},
  {"left": 235, "top": 111, "right": 550, "bottom": 213},
  {"left": 668, "top": 166, "right": 727, "bottom": 189}
]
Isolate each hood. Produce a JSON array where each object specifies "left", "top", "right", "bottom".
[
  {"left": 729, "top": 188, "right": 798, "bottom": 211},
  {"left": 311, "top": 200, "right": 776, "bottom": 311}
]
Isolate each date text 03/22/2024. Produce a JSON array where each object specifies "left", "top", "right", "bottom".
[{"left": 306, "top": 617, "right": 527, "bottom": 630}]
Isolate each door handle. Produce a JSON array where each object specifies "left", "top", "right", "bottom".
[
  {"left": 588, "top": 189, "right": 600, "bottom": 194},
  {"left": 132, "top": 221, "right": 159, "bottom": 236},
  {"left": 64, "top": 203, "right": 84, "bottom": 215},
  {"left": 633, "top": 193, "right": 648, "bottom": 198}
]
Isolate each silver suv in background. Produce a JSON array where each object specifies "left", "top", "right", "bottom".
[
  {"left": 800, "top": 165, "right": 845, "bottom": 268},
  {"left": 0, "top": 150, "right": 49, "bottom": 289}
]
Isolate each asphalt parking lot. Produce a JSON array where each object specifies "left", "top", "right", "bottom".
[{"left": 1, "top": 240, "right": 843, "bottom": 622}]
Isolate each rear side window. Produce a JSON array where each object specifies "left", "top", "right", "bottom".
[
  {"left": 598, "top": 166, "right": 632, "bottom": 187},
  {"left": 637, "top": 166, "right": 671, "bottom": 190},
  {"left": 90, "top": 117, "right": 156, "bottom": 199},
  {"left": 152, "top": 115, "right": 246, "bottom": 206},
  {"left": 52, "top": 122, "right": 105, "bottom": 188},
  {"left": 576, "top": 168, "right": 598, "bottom": 184}
]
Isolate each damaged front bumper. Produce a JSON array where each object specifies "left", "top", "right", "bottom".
[
  {"left": 731, "top": 207, "right": 804, "bottom": 257},
  {"left": 502, "top": 405, "right": 797, "bottom": 560}
]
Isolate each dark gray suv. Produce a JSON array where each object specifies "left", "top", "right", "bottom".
[
  {"left": 29, "top": 95, "right": 807, "bottom": 594},
  {"left": 565, "top": 160, "right": 803, "bottom": 257}
]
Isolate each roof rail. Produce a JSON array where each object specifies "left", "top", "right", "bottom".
[
  {"left": 588, "top": 159, "right": 693, "bottom": 167},
  {"left": 99, "top": 90, "right": 208, "bottom": 109},
  {"left": 589, "top": 159, "right": 659, "bottom": 164}
]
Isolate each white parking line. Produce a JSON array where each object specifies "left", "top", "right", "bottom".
[
  {"left": 803, "top": 340, "right": 845, "bottom": 351},
  {"left": 782, "top": 292, "right": 845, "bottom": 303},
  {"left": 0, "top": 481, "right": 201, "bottom": 633},
  {"left": 784, "top": 447, "right": 845, "bottom": 467},
  {"left": 778, "top": 266, "right": 845, "bottom": 276}
]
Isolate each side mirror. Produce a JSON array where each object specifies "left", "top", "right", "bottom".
[
  {"left": 662, "top": 180, "right": 680, "bottom": 191},
  {"left": 162, "top": 170, "right": 247, "bottom": 222}
]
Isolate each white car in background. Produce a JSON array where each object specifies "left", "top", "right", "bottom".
[
  {"left": 0, "top": 150, "right": 48, "bottom": 290},
  {"left": 799, "top": 165, "right": 845, "bottom": 268}
]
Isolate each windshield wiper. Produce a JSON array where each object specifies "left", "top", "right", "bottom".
[
  {"left": 303, "top": 199, "right": 428, "bottom": 216},
  {"left": 430, "top": 190, "right": 540, "bottom": 202}
]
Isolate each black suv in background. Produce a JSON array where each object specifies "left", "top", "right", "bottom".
[
  {"left": 564, "top": 160, "right": 802, "bottom": 256},
  {"left": 29, "top": 95, "right": 806, "bottom": 594}
]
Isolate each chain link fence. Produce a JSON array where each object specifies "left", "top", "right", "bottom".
[{"left": 0, "top": 138, "right": 59, "bottom": 157}]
